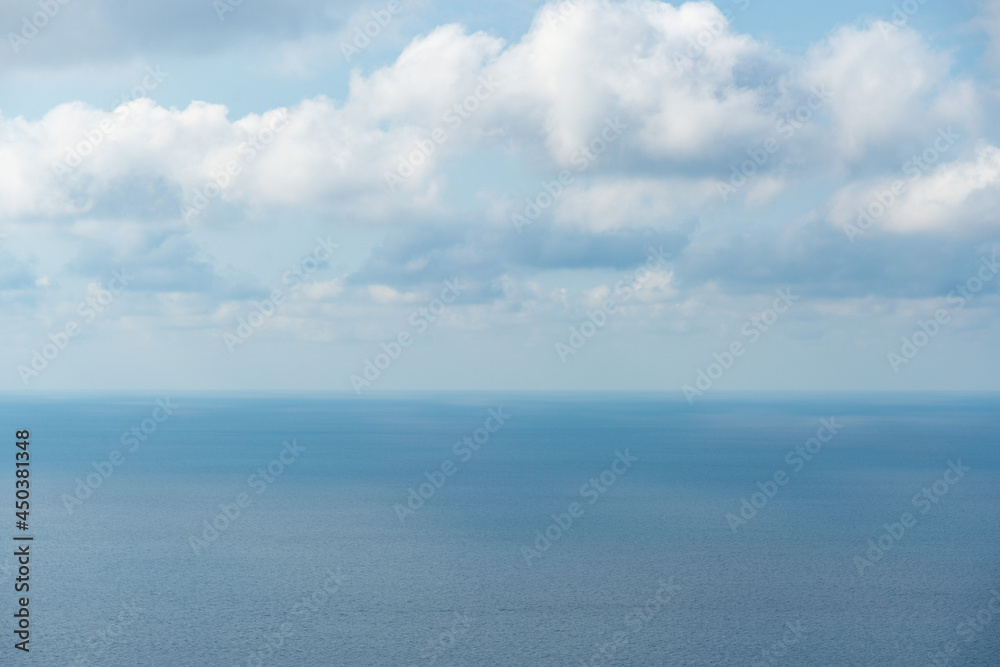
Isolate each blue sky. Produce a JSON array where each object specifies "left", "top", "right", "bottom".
[{"left": 2, "top": 0, "right": 999, "bottom": 392}]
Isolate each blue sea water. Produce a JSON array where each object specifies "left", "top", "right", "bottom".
[{"left": 1, "top": 392, "right": 998, "bottom": 666}]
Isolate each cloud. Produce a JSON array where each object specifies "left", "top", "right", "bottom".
[
  {"left": 0, "top": 0, "right": 996, "bottom": 326},
  {"left": 677, "top": 209, "right": 1000, "bottom": 302},
  {"left": 489, "top": 0, "right": 784, "bottom": 168},
  {"left": 64, "top": 231, "right": 259, "bottom": 297},
  {"left": 0, "top": 22, "right": 508, "bottom": 225},
  {"left": 829, "top": 144, "right": 1000, "bottom": 235},
  {"left": 1, "top": 1, "right": 980, "bottom": 232},
  {"left": 547, "top": 177, "right": 718, "bottom": 232},
  {"left": 0, "top": 0, "right": 365, "bottom": 70},
  {"left": 801, "top": 21, "right": 978, "bottom": 164},
  {"left": 0, "top": 251, "right": 36, "bottom": 290},
  {"left": 979, "top": 0, "right": 1000, "bottom": 71},
  {"left": 347, "top": 214, "right": 690, "bottom": 292}
]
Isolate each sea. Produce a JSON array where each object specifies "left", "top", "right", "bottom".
[{"left": 2, "top": 392, "right": 998, "bottom": 666}]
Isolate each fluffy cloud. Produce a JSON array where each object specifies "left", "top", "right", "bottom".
[
  {"left": 490, "top": 0, "right": 786, "bottom": 167},
  {"left": 801, "top": 21, "right": 978, "bottom": 163},
  {"left": 1, "top": 1, "right": 978, "bottom": 233},
  {"left": 829, "top": 144, "right": 1000, "bottom": 236},
  {"left": 0, "top": 0, "right": 995, "bottom": 324}
]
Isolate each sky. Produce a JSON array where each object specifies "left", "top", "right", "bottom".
[{"left": 1, "top": 0, "right": 999, "bottom": 393}]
